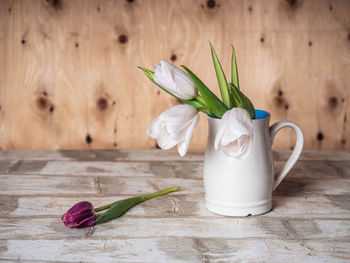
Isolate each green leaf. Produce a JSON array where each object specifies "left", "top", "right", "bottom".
[
  {"left": 138, "top": 66, "right": 211, "bottom": 114},
  {"left": 209, "top": 43, "right": 233, "bottom": 108},
  {"left": 95, "top": 187, "right": 180, "bottom": 225},
  {"left": 231, "top": 45, "right": 240, "bottom": 90},
  {"left": 138, "top": 67, "right": 154, "bottom": 80},
  {"left": 229, "top": 83, "right": 255, "bottom": 119},
  {"left": 95, "top": 198, "right": 142, "bottom": 224},
  {"left": 181, "top": 65, "right": 228, "bottom": 118},
  {"left": 228, "top": 84, "right": 242, "bottom": 106}
]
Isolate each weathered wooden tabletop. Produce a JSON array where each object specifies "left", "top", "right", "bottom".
[{"left": 0, "top": 150, "right": 349, "bottom": 262}]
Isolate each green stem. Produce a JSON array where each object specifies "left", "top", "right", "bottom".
[
  {"left": 195, "top": 95, "right": 206, "bottom": 106},
  {"left": 94, "top": 203, "right": 113, "bottom": 213},
  {"left": 94, "top": 187, "right": 180, "bottom": 212},
  {"left": 141, "top": 186, "right": 180, "bottom": 202},
  {"left": 94, "top": 187, "right": 180, "bottom": 224}
]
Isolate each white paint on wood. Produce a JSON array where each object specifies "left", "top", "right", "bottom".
[
  {"left": 0, "top": 149, "right": 350, "bottom": 162},
  {"left": 1, "top": 174, "right": 348, "bottom": 196},
  {"left": 0, "top": 217, "right": 349, "bottom": 241},
  {"left": 1, "top": 239, "right": 349, "bottom": 263},
  {"left": 3, "top": 160, "right": 347, "bottom": 181},
  {"left": 1, "top": 195, "right": 349, "bottom": 219},
  {"left": 0, "top": 149, "right": 349, "bottom": 262}
]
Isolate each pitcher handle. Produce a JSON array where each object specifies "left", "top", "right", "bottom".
[{"left": 269, "top": 121, "right": 304, "bottom": 191}]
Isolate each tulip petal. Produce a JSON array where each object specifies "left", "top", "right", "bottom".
[
  {"left": 146, "top": 117, "right": 164, "bottom": 138},
  {"left": 61, "top": 201, "right": 94, "bottom": 221},
  {"left": 75, "top": 214, "right": 97, "bottom": 228},
  {"left": 157, "top": 126, "right": 179, "bottom": 150},
  {"left": 177, "top": 114, "right": 199, "bottom": 157},
  {"left": 61, "top": 201, "right": 96, "bottom": 228},
  {"left": 159, "top": 104, "right": 197, "bottom": 122},
  {"left": 138, "top": 66, "right": 212, "bottom": 115},
  {"left": 146, "top": 105, "right": 198, "bottom": 156},
  {"left": 154, "top": 61, "right": 197, "bottom": 100},
  {"left": 215, "top": 108, "right": 253, "bottom": 159}
]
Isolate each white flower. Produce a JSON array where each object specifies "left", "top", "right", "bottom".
[
  {"left": 215, "top": 108, "right": 253, "bottom": 159},
  {"left": 147, "top": 104, "right": 199, "bottom": 157},
  {"left": 154, "top": 61, "right": 197, "bottom": 100}
]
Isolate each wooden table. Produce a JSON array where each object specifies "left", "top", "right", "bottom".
[{"left": 0, "top": 150, "right": 349, "bottom": 262}]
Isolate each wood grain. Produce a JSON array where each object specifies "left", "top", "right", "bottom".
[
  {"left": 0, "top": 150, "right": 349, "bottom": 262},
  {"left": 1, "top": 173, "right": 350, "bottom": 196},
  {"left": 1, "top": 195, "right": 349, "bottom": 219},
  {"left": 0, "top": 149, "right": 350, "bottom": 162},
  {"left": 1, "top": 239, "right": 349, "bottom": 263},
  {"left": 1, "top": 217, "right": 349, "bottom": 240},
  {"left": 1, "top": 159, "right": 348, "bottom": 179},
  {"left": 0, "top": 0, "right": 349, "bottom": 151}
]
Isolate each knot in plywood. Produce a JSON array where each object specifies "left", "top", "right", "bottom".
[
  {"left": 97, "top": 97, "right": 108, "bottom": 112},
  {"left": 36, "top": 94, "right": 55, "bottom": 114}
]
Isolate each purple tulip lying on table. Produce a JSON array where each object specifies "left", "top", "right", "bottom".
[{"left": 62, "top": 187, "right": 180, "bottom": 228}]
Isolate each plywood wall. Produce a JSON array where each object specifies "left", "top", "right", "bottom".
[{"left": 0, "top": 0, "right": 349, "bottom": 151}]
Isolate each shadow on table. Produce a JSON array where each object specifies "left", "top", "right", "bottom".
[{"left": 273, "top": 179, "right": 307, "bottom": 197}]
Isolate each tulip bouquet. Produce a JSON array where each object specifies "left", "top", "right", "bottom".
[{"left": 139, "top": 43, "right": 255, "bottom": 159}]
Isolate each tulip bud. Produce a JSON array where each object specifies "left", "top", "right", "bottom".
[
  {"left": 62, "top": 187, "right": 180, "bottom": 228},
  {"left": 215, "top": 108, "right": 253, "bottom": 159},
  {"left": 154, "top": 61, "right": 197, "bottom": 100},
  {"left": 147, "top": 104, "right": 199, "bottom": 157},
  {"left": 61, "top": 201, "right": 97, "bottom": 228}
]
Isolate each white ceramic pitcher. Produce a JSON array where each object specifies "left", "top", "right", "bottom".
[{"left": 203, "top": 109, "right": 304, "bottom": 216}]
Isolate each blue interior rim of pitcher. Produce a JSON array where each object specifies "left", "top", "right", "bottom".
[
  {"left": 207, "top": 109, "right": 270, "bottom": 119},
  {"left": 254, "top": 109, "right": 270, "bottom": 119}
]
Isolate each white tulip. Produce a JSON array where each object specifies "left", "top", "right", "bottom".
[
  {"left": 154, "top": 61, "right": 197, "bottom": 100},
  {"left": 147, "top": 104, "right": 199, "bottom": 157},
  {"left": 215, "top": 108, "right": 253, "bottom": 159}
]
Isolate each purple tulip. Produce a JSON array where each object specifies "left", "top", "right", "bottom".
[
  {"left": 61, "top": 201, "right": 97, "bottom": 228},
  {"left": 61, "top": 187, "right": 180, "bottom": 228}
]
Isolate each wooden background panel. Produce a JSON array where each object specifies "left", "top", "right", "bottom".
[{"left": 0, "top": 0, "right": 349, "bottom": 150}]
